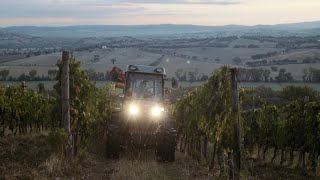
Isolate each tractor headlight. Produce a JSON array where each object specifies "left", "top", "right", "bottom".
[
  {"left": 151, "top": 106, "right": 164, "bottom": 117},
  {"left": 129, "top": 104, "right": 139, "bottom": 115}
]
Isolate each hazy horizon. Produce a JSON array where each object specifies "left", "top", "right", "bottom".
[
  {"left": 1, "top": 20, "right": 320, "bottom": 28},
  {"left": 1, "top": 0, "right": 320, "bottom": 27}
]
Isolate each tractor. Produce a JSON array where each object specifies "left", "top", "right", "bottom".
[{"left": 106, "top": 65, "right": 178, "bottom": 162}]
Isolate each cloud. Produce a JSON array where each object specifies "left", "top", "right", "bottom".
[
  {"left": 1, "top": 0, "right": 238, "bottom": 20},
  {"left": 0, "top": 0, "right": 319, "bottom": 26},
  {"left": 108, "top": 0, "right": 241, "bottom": 5},
  {"left": 0, "top": 1, "right": 146, "bottom": 19}
]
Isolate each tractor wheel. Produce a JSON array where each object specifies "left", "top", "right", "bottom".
[
  {"left": 155, "top": 127, "right": 177, "bottom": 162},
  {"left": 167, "top": 148, "right": 175, "bottom": 162},
  {"left": 106, "top": 113, "right": 121, "bottom": 159}
]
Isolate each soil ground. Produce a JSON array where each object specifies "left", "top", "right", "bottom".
[
  {"left": 0, "top": 135, "right": 319, "bottom": 180},
  {"left": 83, "top": 150, "right": 213, "bottom": 180}
]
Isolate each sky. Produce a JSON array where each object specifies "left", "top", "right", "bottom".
[{"left": 0, "top": 0, "right": 320, "bottom": 27}]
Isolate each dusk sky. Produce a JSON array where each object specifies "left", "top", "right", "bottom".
[{"left": 0, "top": 0, "right": 320, "bottom": 27}]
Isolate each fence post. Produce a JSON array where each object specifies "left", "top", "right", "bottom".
[
  {"left": 61, "top": 51, "right": 73, "bottom": 158},
  {"left": 231, "top": 68, "right": 241, "bottom": 179}
]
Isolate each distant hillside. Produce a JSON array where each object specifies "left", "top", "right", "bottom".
[
  {"left": 0, "top": 31, "right": 42, "bottom": 49},
  {"left": 0, "top": 30, "right": 88, "bottom": 49},
  {"left": 1, "top": 21, "right": 320, "bottom": 38},
  {"left": 256, "top": 21, "right": 320, "bottom": 30},
  {"left": 0, "top": 25, "right": 247, "bottom": 38}
]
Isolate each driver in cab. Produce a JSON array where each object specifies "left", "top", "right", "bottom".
[{"left": 137, "top": 80, "right": 152, "bottom": 98}]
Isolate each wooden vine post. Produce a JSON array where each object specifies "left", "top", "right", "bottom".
[
  {"left": 231, "top": 68, "right": 241, "bottom": 179},
  {"left": 61, "top": 51, "right": 73, "bottom": 158}
]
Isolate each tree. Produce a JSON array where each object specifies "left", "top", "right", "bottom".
[
  {"left": 34, "top": 50, "right": 41, "bottom": 56},
  {"left": 180, "top": 72, "right": 187, "bottom": 81},
  {"left": 279, "top": 68, "right": 286, "bottom": 73},
  {"left": 110, "top": 58, "right": 116, "bottom": 64},
  {"left": 48, "top": 69, "right": 57, "bottom": 79},
  {"left": 188, "top": 71, "right": 197, "bottom": 83},
  {"left": 275, "top": 68, "right": 294, "bottom": 82},
  {"left": 105, "top": 71, "right": 111, "bottom": 80},
  {"left": 237, "top": 68, "right": 248, "bottom": 81},
  {"left": 85, "top": 68, "right": 95, "bottom": 80},
  {"left": 0, "top": 69, "right": 10, "bottom": 80},
  {"left": 175, "top": 68, "right": 185, "bottom": 81},
  {"left": 37, "top": 83, "right": 46, "bottom": 93},
  {"left": 262, "top": 59, "right": 268, "bottom": 65},
  {"left": 215, "top": 57, "right": 221, "bottom": 63},
  {"left": 94, "top": 55, "right": 100, "bottom": 62},
  {"left": 263, "top": 69, "right": 271, "bottom": 82},
  {"left": 306, "top": 68, "right": 320, "bottom": 82},
  {"left": 251, "top": 69, "right": 264, "bottom": 82},
  {"left": 18, "top": 73, "right": 30, "bottom": 81},
  {"left": 232, "top": 57, "right": 242, "bottom": 65},
  {"left": 248, "top": 44, "right": 260, "bottom": 48},
  {"left": 192, "top": 56, "right": 198, "bottom": 60},
  {"left": 29, "top": 69, "right": 37, "bottom": 80},
  {"left": 26, "top": 51, "right": 32, "bottom": 58},
  {"left": 302, "top": 68, "right": 309, "bottom": 82},
  {"left": 199, "top": 74, "right": 209, "bottom": 81},
  {"left": 271, "top": 67, "right": 278, "bottom": 72}
]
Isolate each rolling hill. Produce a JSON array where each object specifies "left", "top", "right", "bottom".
[{"left": 1, "top": 21, "right": 320, "bottom": 38}]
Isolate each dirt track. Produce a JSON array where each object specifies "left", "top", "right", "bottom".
[
  {"left": 84, "top": 150, "right": 212, "bottom": 180},
  {"left": 1, "top": 135, "right": 318, "bottom": 179},
  {"left": 82, "top": 150, "right": 319, "bottom": 180}
]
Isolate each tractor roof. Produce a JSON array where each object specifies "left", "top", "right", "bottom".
[{"left": 126, "top": 65, "right": 166, "bottom": 75}]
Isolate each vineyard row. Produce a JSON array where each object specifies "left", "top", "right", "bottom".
[{"left": 173, "top": 66, "right": 320, "bottom": 174}]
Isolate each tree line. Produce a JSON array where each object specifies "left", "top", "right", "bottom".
[
  {"left": 246, "top": 57, "right": 320, "bottom": 67},
  {"left": 303, "top": 68, "right": 320, "bottom": 82},
  {"left": 0, "top": 69, "right": 53, "bottom": 81},
  {"left": 238, "top": 67, "right": 320, "bottom": 82},
  {"left": 222, "top": 67, "right": 294, "bottom": 82},
  {"left": 251, "top": 51, "right": 279, "bottom": 60},
  {"left": 175, "top": 68, "right": 209, "bottom": 82},
  {"left": 233, "top": 44, "right": 261, "bottom": 48},
  {"left": 141, "top": 48, "right": 222, "bottom": 64},
  {"left": 242, "top": 35, "right": 320, "bottom": 49},
  {"left": 1, "top": 49, "right": 59, "bottom": 57},
  {"left": 0, "top": 68, "right": 113, "bottom": 81}
]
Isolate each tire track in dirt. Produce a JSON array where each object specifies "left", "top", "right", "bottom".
[{"left": 84, "top": 151, "right": 211, "bottom": 180}]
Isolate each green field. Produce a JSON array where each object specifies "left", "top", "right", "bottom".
[{"left": 1, "top": 81, "right": 320, "bottom": 91}]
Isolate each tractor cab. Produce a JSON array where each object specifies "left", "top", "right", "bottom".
[
  {"left": 112, "top": 65, "right": 178, "bottom": 101},
  {"left": 124, "top": 65, "right": 166, "bottom": 101}
]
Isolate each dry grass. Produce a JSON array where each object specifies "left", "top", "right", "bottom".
[
  {"left": 0, "top": 134, "right": 95, "bottom": 179},
  {"left": 39, "top": 152, "right": 94, "bottom": 179},
  {"left": 110, "top": 159, "right": 169, "bottom": 180},
  {"left": 2, "top": 134, "right": 318, "bottom": 179},
  {"left": 240, "top": 148, "right": 319, "bottom": 180},
  {"left": 41, "top": 154, "right": 62, "bottom": 175},
  {"left": 108, "top": 150, "right": 214, "bottom": 180},
  {"left": 0, "top": 134, "right": 52, "bottom": 179}
]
